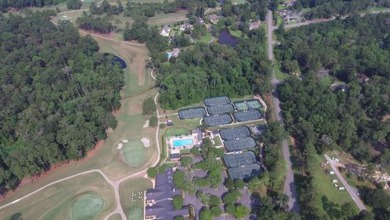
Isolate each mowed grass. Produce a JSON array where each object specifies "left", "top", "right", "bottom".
[
  {"left": 0, "top": 173, "right": 115, "bottom": 220},
  {"left": 107, "top": 213, "right": 122, "bottom": 220},
  {"left": 311, "top": 154, "right": 355, "bottom": 206},
  {"left": 119, "top": 178, "right": 153, "bottom": 220},
  {"left": 71, "top": 194, "right": 104, "bottom": 220},
  {"left": 164, "top": 127, "right": 191, "bottom": 137},
  {"left": 121, "top": 140, "right": 145, "bottom": 167},
  {"left": 147, "top": 11, "right": 188, "bottom": 26}
]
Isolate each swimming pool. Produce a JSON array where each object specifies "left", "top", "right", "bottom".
[{"left": 173, "top": 139, "right": 193, "bottom": 148}]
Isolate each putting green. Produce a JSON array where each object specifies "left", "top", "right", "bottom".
[
  {"left": 71, "top": 194, "right": 104, "bottom": 220},
  {"left": 128, "top": 207, "right": 143, "bottom": 220},
  {"left": 121, "top": 140, "right": 145, "bottom": 167}
]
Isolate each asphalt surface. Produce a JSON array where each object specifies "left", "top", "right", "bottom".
[
  {"left": 324, "top": 155, "right": 366, "bottom": 211},
  {"left": 267, "top": 10, "right": 300, "bottom": 213}
]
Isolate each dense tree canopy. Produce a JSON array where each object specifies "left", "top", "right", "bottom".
[
  {"left": 0, "top": 0, "right": 66, "bottom": 11},
  {"left": 158, "top": 30, "right": 271, "bottom": 109},
  {"left": 0, "top": 12, "right": 123, "bottom": 191},
  {"left": 293, "top": 0, "right": 390, "bottom": 19},
  {"left": 276, "top": 14, "right": 390, "bottom": 163},
  {"left": 76, "top": 13, "right": 115, "bottom": 34},
  {"left": 276, "top": 13, "right": 390, "bottom": 219}
]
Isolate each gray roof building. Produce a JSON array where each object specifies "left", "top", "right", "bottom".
[{"left": 145, "top": 168, "right": 189, "bottom": 219}]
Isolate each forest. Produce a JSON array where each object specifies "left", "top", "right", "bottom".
[
  {"left": 276, "top": 14, "right": 390, "bottom": 219},
  {"left": 76, "top": 12, "right": 115, "bottom": 34},
  {"left": 0, "top": 12, "right": 124, "bottom": 191},
  {"left": 157, "top": 27, "right": 271, "bottom": 109},
  {"left": 0, "top": 0, "right": 66, "bottom": 11},
  {"left": 293, "top": 0, "right": 390, "bottom": 19}
]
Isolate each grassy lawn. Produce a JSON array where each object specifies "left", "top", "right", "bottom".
[
  {"left": 163, "top": 127, "right": 191, "bottom": 137},
  {"left": 311, "top": 154, "right": 355, "bottom": 206},
  {"left": 228, "top": 27, "right": 243, "bottom": 38},
  {"left": 147, "top": 11, "right": 188, "bottom": 26},
  {"left": 180, "top": 148, "right": 191, "bottom": 154},
  {"left": 213, "top": 136, "right": 223, "bottom": 146},
  {"left": 273, "top": 62, "right": 290, "bottom": 81},
  {"left": 197, "top": 32, "right": 212, "bottom": 43},
  {"left": 119, "top": 178, "right": 153, "bottom": 220},
  {"left": 107, "top": 213, "right": 122, "bottom": 220},
  {"left": 0, "top": 173, "right": 115, "bottom": 220},
  {"left": 342, "top": 172, "right": 375, "bottom": 189}
]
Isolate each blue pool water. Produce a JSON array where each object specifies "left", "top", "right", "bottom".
[{"left": 173, "top": 139, "right": 193, "bottom": 148}]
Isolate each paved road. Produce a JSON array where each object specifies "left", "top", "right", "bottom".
[
  {"left": 324, "top": 155, "right": 366, "bottom": 211},
  {"left": 267, "top": 11, "right": 274, "bottom": 61},
  {"left": 267, "top": 10, "right": 300, "bottom": 213}
]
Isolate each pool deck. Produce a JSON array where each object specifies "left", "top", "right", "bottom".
[{"left": 167, "top": 133, "right": 202, "bottom": 155}]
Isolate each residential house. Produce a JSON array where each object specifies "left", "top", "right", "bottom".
[
  {"left": 166, "top": 48, "right": 181, "bottom": 59},
  {"left": 179, "top": 23, "right": 193, "bottom": 31},
  {"left": 208, "top": 14, "right": 219, "bottom": 24},
  {"left": 160, "top": 25, "right": 171, "bottom": 37},
  {"left": 249, "top": 20, "right": 261, "bottom": 30}
]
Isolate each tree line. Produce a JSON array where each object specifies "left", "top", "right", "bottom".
[
  {"left": 76, "top": 12, "right": 115, "bottom": 34},
  {"left": 0, "top": 0, "right": 66, "bottom": 11},
  {"left": 0, "top": 11, "right": 124, "bottom": 192},
  {"left": 293, "top": 0, "right": 390, "bottom": 19}
]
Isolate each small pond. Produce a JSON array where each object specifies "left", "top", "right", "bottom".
[
  {"left": 218, "top": 29, "right": 238, "bottom": 47},
  {"left": 104, "top": 53, "right": 127, "bottom": 69}
]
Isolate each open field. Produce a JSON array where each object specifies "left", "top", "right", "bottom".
[
  {"left": 147, "top": 11, "right": 188, "bottom": 26},
  {"left": 0, "top": 173, "right": 115, "bottom": 220},
  {"left": 312, "top": 154, "right": 355, "bottom": 206},
  {"left": 119, "top": 178, "right": 153, "bottom": 220}
]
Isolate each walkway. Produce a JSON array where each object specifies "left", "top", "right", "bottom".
[
  {"left": 324, "top": 155, "right": 366, "bottom": 211},
  {"left": 267, "top": 10, "right": 300, "bottom": 213}
]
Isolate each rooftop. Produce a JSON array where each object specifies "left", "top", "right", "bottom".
[{"left": 145, "top": 168, "right": 189, "bottom": 219}]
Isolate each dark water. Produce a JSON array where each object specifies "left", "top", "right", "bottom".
[
  {"left": 104, "top": 53, "right": 127, "bottom": 69},
  {"left": 218, "top": 29, "right": 238, "bottom": 47}
]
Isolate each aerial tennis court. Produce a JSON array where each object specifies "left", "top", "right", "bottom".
[
  {"left": 203, "top": 114, "right": 233, "bottom": 126},
  {"left": 224, "top": 137, "right": 256, "bottom": 152},
  {"left": 223, "top": 151, "right": 257, "bottom": 168},
  {"left": 234, "top": 110, "right": 262, "bottom": 122},
  {"left": 219, "top": 126, "right": 251, "bottom": 140},
  {"left": 178, "top": 107, "right": 206, "bottom": 119},
  {"left": 227, "top": 164, "right": 262, "bottom": 180},
  {"left": 204, "top": 96, "right": 231, "bottom": 107},
  {"left": 207, "top": 104, "right": 235, "bottom": 115},
  {"left": 234, "top": 99, "right": 263, "bottom": 111}
]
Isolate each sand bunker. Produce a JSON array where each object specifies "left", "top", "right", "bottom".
[
  {"left": 122, "top": 139, "right": 128, "bottom": 143},
  {"left": 143, "top": 120, "right": 150, "bottom": 128},
  {"left": 117, "top": 143, "right": 123, "bottom": 150},
  {"left": 141, "top": 138, "right": 150, "bottom": 147}
]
